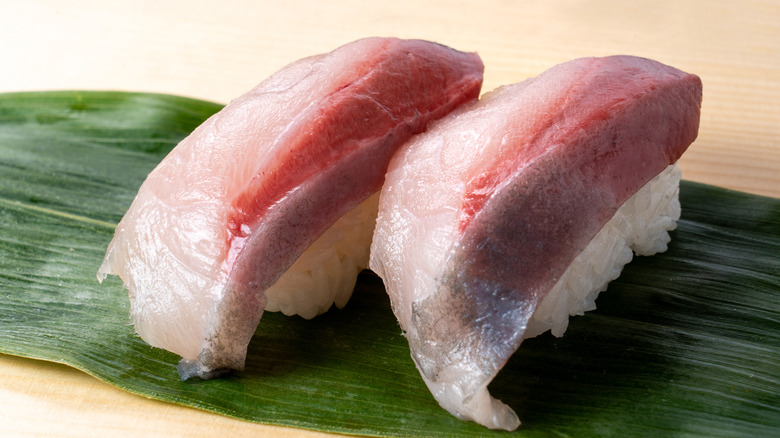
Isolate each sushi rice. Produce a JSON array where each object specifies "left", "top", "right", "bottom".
[
  {"left": 270, "top": 162, "right": 682, "bottom": 334},
  {"left": 264, "top": 193, "right": 380, "bottom": 319},
  {"left": 525, "top": 164, "right": 682, "bottom": 339}
]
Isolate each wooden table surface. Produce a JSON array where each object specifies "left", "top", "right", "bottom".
[{"left": 1, "top": 1, "right": 778, "bottom": 437}]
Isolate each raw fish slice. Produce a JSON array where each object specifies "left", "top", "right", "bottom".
[
  {"left": 369, "top": 56, "right": 701, "bottom": 430},
  {"left": 98, "top": 37, "right": 484, "bottom": 380}
]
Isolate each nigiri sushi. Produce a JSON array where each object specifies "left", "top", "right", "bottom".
[
  {"left": 369, "top": 55, "right": 702, "bottom": 430},
  {"left": 98, "top": 37, "right": 484, "bottom": 380}
]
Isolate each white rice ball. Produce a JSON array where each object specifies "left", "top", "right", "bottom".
[
  {"left": 264, "top": 192, "right": 380, "bottom": 319},
  {"left": 525, "top": 164, "right": 682, "bottom": 338}
]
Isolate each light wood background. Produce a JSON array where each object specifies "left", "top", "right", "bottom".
[{"left": 1, "top": 1, "right": 778, "bottom": 437}]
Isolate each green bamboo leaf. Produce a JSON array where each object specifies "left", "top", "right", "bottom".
[{"left": 0, "top": 91, "right": 778, "bottom": 437}]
